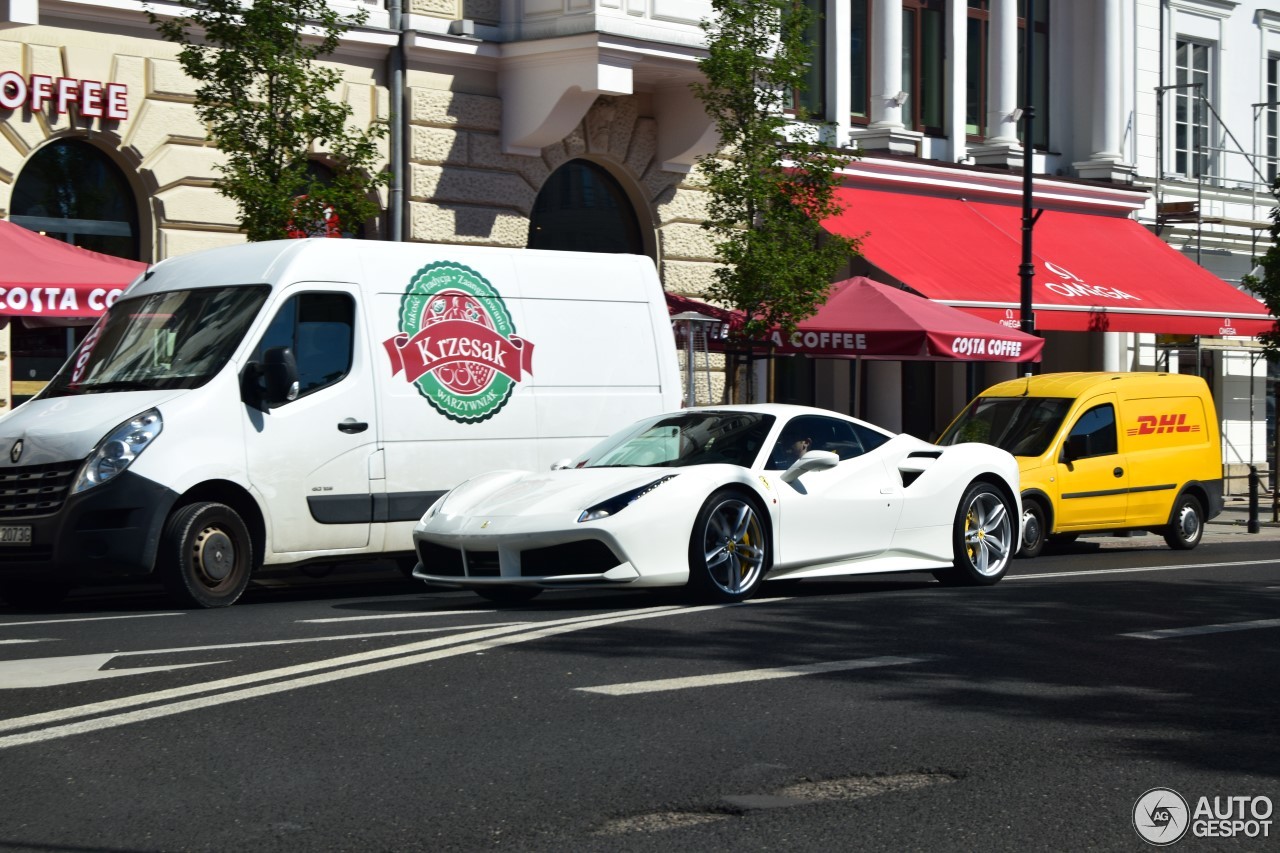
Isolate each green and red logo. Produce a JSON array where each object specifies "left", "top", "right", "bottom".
[{"left": 383, "top": 261, "right": 534, "bottom": 423}]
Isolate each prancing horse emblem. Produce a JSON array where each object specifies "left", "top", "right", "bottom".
[{"left": 10, "top": 439, "right": 23, "bottom": 464}]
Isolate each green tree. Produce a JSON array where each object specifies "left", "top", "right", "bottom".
[
  {"left": 693, "top": 0, "right": 858, "bottom": 343},
  {"left": 1244, "top": 178, "right": 1280, "bottom": 356},
  {"left": 149, "top": 0, "right": 389, "bottom": 241}
]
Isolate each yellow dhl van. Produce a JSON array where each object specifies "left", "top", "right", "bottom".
[{"left": 938, "top": 372, "right": 1223, "bottom": 556}]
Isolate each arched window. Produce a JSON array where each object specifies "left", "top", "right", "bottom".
[
  {"left": 528, "top": 160, "right": 644, "bottom": 255},
  {"left": 8, "top": 139, "right": 139, "bottom": 407},
  {"left": 11, "top": 139, "right": 139, "bottom": 259}
]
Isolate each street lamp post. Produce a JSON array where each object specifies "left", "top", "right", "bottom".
[{"left": 1019, "top": 0, "right": 1038, "bottom": 356}]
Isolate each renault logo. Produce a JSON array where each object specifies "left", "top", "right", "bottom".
[{"left": 10, "top": 439, "right": 22, "bottom": 464}]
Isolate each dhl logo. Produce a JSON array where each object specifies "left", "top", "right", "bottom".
[{"left": 1127, "top": 413, "right": 1201, "bottom": 436}]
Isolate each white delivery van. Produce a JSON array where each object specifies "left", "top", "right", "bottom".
[{"left": 0, "top": 240, "right": 681, "bottom": 608}]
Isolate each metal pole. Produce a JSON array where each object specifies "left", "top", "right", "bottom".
[{"left": 1019, "top": 0, "right": 1036, "bottom": 347}]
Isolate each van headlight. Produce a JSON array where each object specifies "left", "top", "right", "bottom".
[{"left": 72, "top": 409, "right": 163, "bottom": 494}]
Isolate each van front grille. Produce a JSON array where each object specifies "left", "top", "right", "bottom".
[{"left": 0, "top": 462, "right": 80, "bottom": 519}]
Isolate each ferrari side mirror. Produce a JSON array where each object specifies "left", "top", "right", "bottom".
[{"left": 780, "top": 450, "right": 839, "bottom": 484}]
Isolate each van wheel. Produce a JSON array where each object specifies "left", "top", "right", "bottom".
[
  {"left": 1019, "top": 500, "right": 1047, "bottom": 558},
  {"left": 1163, "top": 494, "right": 1204, "bottom": 550},
  {"left": 475, "top": 586, "right": 542, "bottom": 605},
  {"left": 935, "top": 482, "right": 1014, "bottom": 586},
  {"left": 160, "top": 502, "right": 254, "bottom": 608}
]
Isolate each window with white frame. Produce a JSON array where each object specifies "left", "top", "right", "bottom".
[
  {"left": 1173, "top": 39, "right": 1214, "bottom": 178},
  {"left": 1268, "top": 54, "right": 1278, "bottom": 184}
]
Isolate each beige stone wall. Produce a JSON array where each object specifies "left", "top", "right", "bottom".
[{"left": 0, "top": 27, "right": 388, "bottom": 260}]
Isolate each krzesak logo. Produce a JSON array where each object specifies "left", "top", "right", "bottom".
[{"left": 383, "top": 262, "right": 534, "bottom": 423}]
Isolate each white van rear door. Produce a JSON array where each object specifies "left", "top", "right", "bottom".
[{"left": 243, "top": 283, "right": 378, "bottom": 555}]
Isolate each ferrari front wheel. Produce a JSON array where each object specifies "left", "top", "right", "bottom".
[
  {"left": 935, "top": 482, "right": 1014, "bottom": 586},
  {"left": 687, "top": 489, "right": 769, "bottom": 604}
]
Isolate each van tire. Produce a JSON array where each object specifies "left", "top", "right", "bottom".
[
  {"left": 160, "top": 502, "right": 254, "bottom": 608},
  {"left": 1163, "top": 493, "right": 1204, "bottom": 550},
  {"left": 1018, "top": 500, "right": 1047, "bottom": 558}
]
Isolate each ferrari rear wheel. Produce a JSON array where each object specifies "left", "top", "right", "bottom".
[
  {"left": 934, "top": 482, "right": 1013, "bottom": 586},
  {"left": 687, "top": 489, "right": 769, "bottom": 604},
  {"left": 475, "top": 585, "right": 542, "bottom": 605}
]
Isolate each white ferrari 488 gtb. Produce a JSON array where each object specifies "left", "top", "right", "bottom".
[{"left": 412, "top": 404, "right": 1021, "bottom": 604}]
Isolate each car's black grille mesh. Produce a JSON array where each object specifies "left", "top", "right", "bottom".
[
  {"left": 0, "top": 462, "right": 80, "bottom": 519},
  {"left": 521, "top": 540, "right": 621, "bottom": 577}
]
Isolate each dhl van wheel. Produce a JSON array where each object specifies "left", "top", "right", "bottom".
[
  {"left": 1018, "top": 500, "right": 1047, "bottom": 559},
  {"left": 1163, "top": 493, "right": 1204, "bottom": 551},
  {"left": 160, "top": 501, "right": 253, "bottom": 608}
]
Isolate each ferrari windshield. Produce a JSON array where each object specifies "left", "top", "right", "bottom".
[
  {"left": 937, "top": 396, "right": 1073, "bottom": 458},
  {"left": 41, "top": 286, "right": 270, "bottom": 397},
  {"left": 574, "top": 411, "right": 776, "bottom": 469}
]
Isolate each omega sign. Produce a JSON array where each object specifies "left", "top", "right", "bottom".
[
  {"left": 1043, "top": 260, "right": 1141, "bottom": 302},
  {"left": 0, "top": 71, "right": 128, "bottom": 120}
]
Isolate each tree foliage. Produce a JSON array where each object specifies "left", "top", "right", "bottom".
[
  {"left": 1243, "top": 178, "right": 1280, "bottom": 356},
  {"left": 150, "top": 0, "right": 389, "bottom": 241},
  {"left": 693, "top": 0, "right": 858, "bottom": 342}
]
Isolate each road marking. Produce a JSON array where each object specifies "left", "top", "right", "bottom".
[
  {"left": 0, "top": 623, "right": 526, "bottom": 689},
  {"left": 0, "top": 604, "right": 718, "bottom": 749},
  {"left": 575, "top": 656, "right": 926, "bottom": 696},
  {"left": 1121, "top": 618, "right": 1280, "bottom": 640},
  {"left": 300, "top": 609, "right": 497, "bottom": 623},
  {"left": 0, "top": 613, "right": 183, "bottom": 628},
  {"left": 0, "top": 639, "right": 49, "bottom": 645},
  {"left": 1009, "top": 558, "right": 1280, "bottom": 581}
]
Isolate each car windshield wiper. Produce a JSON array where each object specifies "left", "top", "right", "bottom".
[{"left": 588, "top": 463, "right": 644, "bottom": 468}]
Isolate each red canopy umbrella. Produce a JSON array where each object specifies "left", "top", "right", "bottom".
[
  {"left": 0, "top": 219, "right": 147, "bottom": 319},
  {"left": 667, "top": 277, "right": 1043, "bottom": 362}
]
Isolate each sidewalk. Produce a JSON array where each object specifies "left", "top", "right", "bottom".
[{"left": 1206, "top": 494, "right": 1280, "bottom": 541}]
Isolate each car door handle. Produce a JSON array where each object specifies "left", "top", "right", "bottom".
[
  {"left": 338, "top": 419, "right": 368, "bottom": 434},
  {"left": 1113, "top": 467, "right": 1123, "bottom": 478}
]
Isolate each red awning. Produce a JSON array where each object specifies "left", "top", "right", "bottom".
[
  {"left": 822, "top": 187, "right": 1276, "bottom": 337},
  {"left": 771, "top": 276, "right": 1041, "bottom": 361},
  {"left": 665, "top": 278, "right": 1043, "bottom": 362},
  {"left": 1, "top": 219, "right": 146, "bottom": 318}
]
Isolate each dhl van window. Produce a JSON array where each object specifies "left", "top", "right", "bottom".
[{"left": 1065, "top": 404, "right": 1117, "bottom": 459}]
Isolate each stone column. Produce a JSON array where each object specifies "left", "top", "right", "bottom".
[
  {"left": 970, "top": 0, "right": 1022, "bottom": 167},
  {"left": 1075, "top": 0, "right": 1137, "bottom": 183},
  {"left": 852, "top": 0, "right": 922, "bottom": 154}
]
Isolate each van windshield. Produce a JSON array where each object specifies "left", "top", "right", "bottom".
[
  {"left": 937, "top": 396, "right": 1073, "bottom": 458},
  {"left": 41, "top": 286, "right": 271, "bottom": 397}
]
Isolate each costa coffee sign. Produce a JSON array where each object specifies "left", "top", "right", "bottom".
[{"left": 0, "top": 71, "right": 128, "bottom": 120}]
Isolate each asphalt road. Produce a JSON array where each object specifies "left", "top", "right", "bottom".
[{"left": 1, "top": 527, "right": 1278, "bottom": 852}]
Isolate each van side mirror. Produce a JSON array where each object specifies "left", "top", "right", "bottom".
[
  {"left": 780, "top": 450, "right": 839, "bottom": 484},
  {"left": 264, "top": 347, "right": 300, "bottom": 408},
  {"left": 1060, "top": 434, "right": 1085, "bottom": 465}
]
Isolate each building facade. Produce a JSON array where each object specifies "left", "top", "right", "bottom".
[{"left": 1, "top": 0, "right": 1278, "bottom": 481}]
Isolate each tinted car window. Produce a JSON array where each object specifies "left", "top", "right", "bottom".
[{"left": 251, "top": 292, "right": 355, "bottom": 398}]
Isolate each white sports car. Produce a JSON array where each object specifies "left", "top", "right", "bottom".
[{"left": 412, "top": 404, "right": 1021, "bottom": 604}]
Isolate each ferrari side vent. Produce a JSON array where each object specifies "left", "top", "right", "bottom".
[{"left": 898, "top": 451, "right": 942, "bottom": 489}]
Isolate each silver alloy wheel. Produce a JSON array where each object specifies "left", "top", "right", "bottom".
[
  {"left": 701, "top": 498, "right": 767, "bottom": 595},
  {"left": 962, "top": 491, "right": 1013, "bottom": 577}
]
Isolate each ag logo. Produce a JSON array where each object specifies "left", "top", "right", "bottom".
[
  {"left": 1133, "top": 787, "right": 1190, "bottom": 845},
  {"left": 384, "top": 262, "right": 535, "bottom": 423}
]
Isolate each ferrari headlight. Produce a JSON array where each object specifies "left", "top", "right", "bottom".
[
  {"left": 72, "top": 408, "right": 163, "bottom": 494},
  {"left": 578, "top": 475, "right": 677, "bottom": 523}
]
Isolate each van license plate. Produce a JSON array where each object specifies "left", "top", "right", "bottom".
[{"left": 0, "top": 526, "right": 32, "bottom": 545}]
